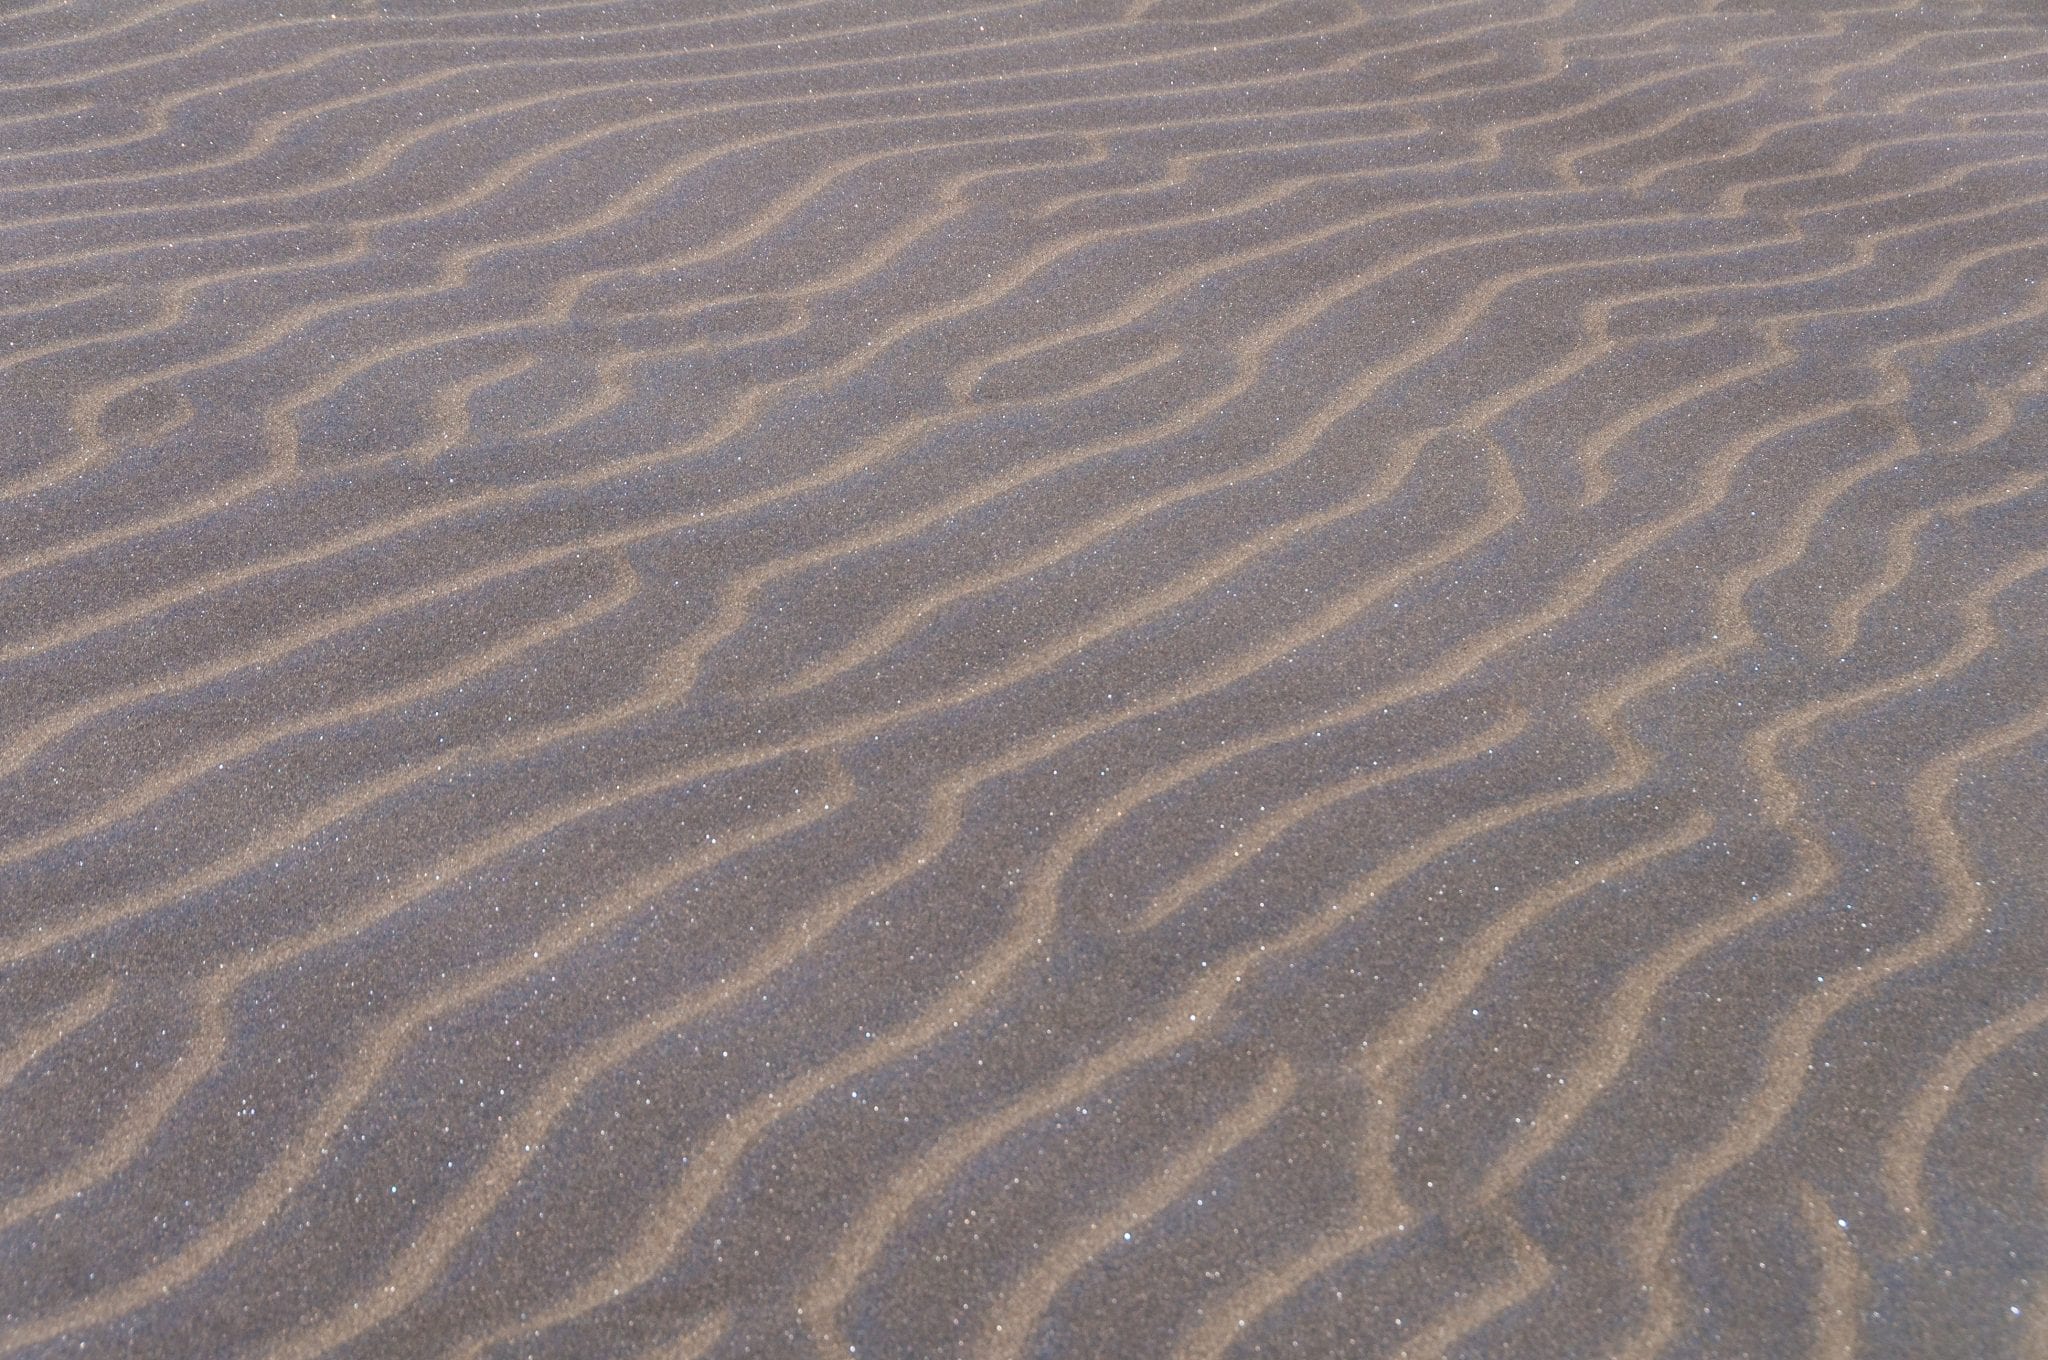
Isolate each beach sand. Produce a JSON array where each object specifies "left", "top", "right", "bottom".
[{"left": 3, "top": 1, "right": 2046, "bottom": 1356}]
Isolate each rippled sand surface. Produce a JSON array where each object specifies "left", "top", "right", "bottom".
[{"left": 3, "top": 1, "right": 2047, "bottom": 1356}]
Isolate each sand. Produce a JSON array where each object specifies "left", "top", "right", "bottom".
[{"left": 2, "top": 0, "right": 2046, "bottom": 1356}]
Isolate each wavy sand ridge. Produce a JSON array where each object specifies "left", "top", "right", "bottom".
[{"left": 3, "top": 0, "right": 2047, "bottom": 1356}]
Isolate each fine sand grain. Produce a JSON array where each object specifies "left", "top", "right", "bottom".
[{"left": 3, "top": 1, "right": 2047, "bottom": 1356}]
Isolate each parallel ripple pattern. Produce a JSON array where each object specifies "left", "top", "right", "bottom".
[{"left": 3, "top": 0, "right": 2047, "bottom": 1356}]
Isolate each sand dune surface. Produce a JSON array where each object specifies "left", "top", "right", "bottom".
[{"left": 3, "top": 0, "right": 2048, "bottom": 1356}]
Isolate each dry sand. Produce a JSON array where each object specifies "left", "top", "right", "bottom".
[{"left": 3, "top": 0, "right": 2047, "bottom": 1356}]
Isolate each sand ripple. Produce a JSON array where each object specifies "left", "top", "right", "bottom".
[{"left": 3, "top": 0, "right": 2047, "bottom": 1356}]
